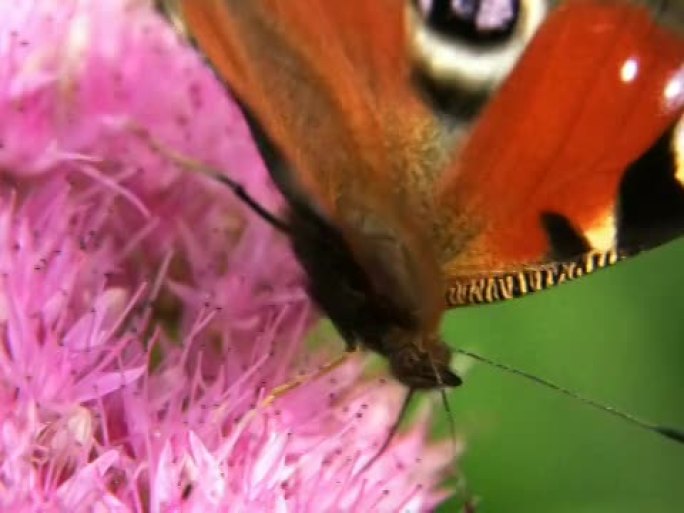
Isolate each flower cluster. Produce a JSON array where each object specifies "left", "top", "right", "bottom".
[{"left": 0, "top": 1, "right": 455, "bottom": 511}]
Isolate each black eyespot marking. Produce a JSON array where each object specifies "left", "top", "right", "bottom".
[
  {"left": 541, "top": 211, "right": 592, "bottom": 260},
  {"left": 409, "top": 0, "right": 543, "bottom": 105},
  {"left": 414, "top": 0, "right": 520, "bottom": 45},
  {"left": 617, "top": 122, "right": 684, "bottom": 253},
  {"left": 412, "top": 72, "right": 489, "bottom": 126}
]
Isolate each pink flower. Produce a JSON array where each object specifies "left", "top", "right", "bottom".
[{"left": 0, "top": 1, "right": 457, "bottom": 511}]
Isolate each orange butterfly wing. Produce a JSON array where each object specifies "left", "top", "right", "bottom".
[
  {"left": 178, "top": 0, "right": 442, "bottom": 218},
  {"left": 177, "top": 0, "right": 455, "bottom": 324},
  {"left": 437, "top": 1, "right": 684, "bottom": 304},
  {"left": 175, "top": 0, "right": 684, "bottom": 309}
]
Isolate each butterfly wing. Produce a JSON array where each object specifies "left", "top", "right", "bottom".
[
  {"left": 177, "top": 0, "right": 440, "bottom": 214},
  {"left": 436, "top": 1, "right": 684, "bottom": 306},
  {"left": 175, "top": 0, "right": 452, "bottom": 328},
  {"left": 172, "top": 0, "right": 684, "bottom": 310}
]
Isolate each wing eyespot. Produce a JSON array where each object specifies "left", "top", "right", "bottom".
[{"left": 407, "top": 0, "right": 548, "bottom": 93}]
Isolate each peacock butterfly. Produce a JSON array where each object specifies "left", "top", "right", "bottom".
[{"left": 156, "top": 0, "right": 684, "bottom": 431}]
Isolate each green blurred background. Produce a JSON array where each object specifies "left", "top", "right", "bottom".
[{"left": 437, "top": 239, "right": 684, "bottom": 513}]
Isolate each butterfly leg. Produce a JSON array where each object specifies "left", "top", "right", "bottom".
[
  {"left": 258, "top": 345, "right": 362, "bottom": 408},
  {"left": 340, "top": 334, "right": 361, "bottom": 353},
  {"left": 128, "top": 122, "right": 291, "bottom": 233}
]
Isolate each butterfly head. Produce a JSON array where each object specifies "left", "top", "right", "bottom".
[{"left": 388, "top": 335, "right": 461, "bottom": 390}]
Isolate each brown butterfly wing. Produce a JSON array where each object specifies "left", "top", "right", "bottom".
[
  {"left": 179, "top": 0, "right": 436, "bottom": 211},
  {"left": 435, "top": 1, "right": 684, "bottom": 306},
  {"left": 177, "top": 0, "right": 450, "bottom": 328}
]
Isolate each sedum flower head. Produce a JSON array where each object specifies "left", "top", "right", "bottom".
[{"left": 0, "top": 1, "right": 458, "bottom": 512}]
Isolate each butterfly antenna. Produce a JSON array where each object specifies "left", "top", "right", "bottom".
[
  {"left": 131, "top": 125, "right": 291, "bottom": 234},
  {"left": 439, "top": 387, "right": 458, "bottom": 452},
  {"left": 207, "top": 173, "right": 291, "bottom": 234},
  {"left": 428, "top": 356, "right": 460, "bottom": 479},
  {"left": 456, "top": 348, "right": 684, "bottom": 445},
  {"left": 359, "top": 388, "right": 415, "bottom": 473}
]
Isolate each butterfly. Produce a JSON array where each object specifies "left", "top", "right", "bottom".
[{"left": 157, "top": 0, "right": 684, "bottom": 413}]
